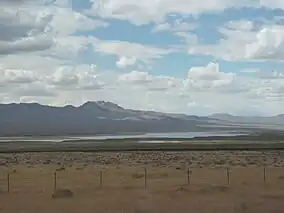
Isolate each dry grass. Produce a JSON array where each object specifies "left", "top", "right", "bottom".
[
  {"left": 195, "top": 184, "right": 229, "bottom": 194},
  {"left": 52, "top": 189, "right": 74, "bottom": 199},
  {"left": 132, "top": 173, "right": 144, "bottom": 179},
  {"left": 0, "top": 151, "right": 284, "bottom": 213},
  {"left": 261, "top": 192, "right": 284, "bottom": 200}
]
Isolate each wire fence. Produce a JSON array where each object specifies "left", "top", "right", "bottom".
[{"left": 0, "top": 166, "right": 283, "bottom": 194}]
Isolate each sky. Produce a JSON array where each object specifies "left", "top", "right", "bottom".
[{"left": 0, "top": 0, "right": 284, "bottom": 116}]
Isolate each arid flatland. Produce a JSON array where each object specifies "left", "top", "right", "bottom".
[{"left": 0, "top": 150, "right": 284, "bottom": 213}]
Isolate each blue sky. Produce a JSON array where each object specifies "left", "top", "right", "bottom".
[
  {"left": 73, "top": 3, "right": 284, "bottom": 77},
  {"left": 0, "top": 0, "right": 284, "bottom": 115}
]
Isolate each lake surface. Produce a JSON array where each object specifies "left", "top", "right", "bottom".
[{"left": 0, "top": 131, "right": 248, "bottom": 143}]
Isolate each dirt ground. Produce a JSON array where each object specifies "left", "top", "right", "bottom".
[{"left": 0, "top": 151, "right": 284, "bottom": 213}]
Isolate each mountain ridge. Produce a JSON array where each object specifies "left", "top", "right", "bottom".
[
  {"left": 210, "top": 113, "right": 284, "bottom": 125},
  {"left": 3, "top": 102, "right": 284, "bottom": 117},
  {"left": 0, "top": 101, "right": 210, "bottom": 136},
  {"left": 0, "top": 101, "right": 283, "bottom": 137}
]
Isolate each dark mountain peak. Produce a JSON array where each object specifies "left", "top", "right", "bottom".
[
  {"left": 80, "top": 101, "right": 97, "bottom": 107},
  {"left": 80, "top": 101, "right": 124, "bottom": 111},
  {"left": 96, "top": 101, "right": 124, "bottom": 109}
]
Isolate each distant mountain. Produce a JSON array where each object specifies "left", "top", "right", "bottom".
[
  {"left": 1, "top": 101, "right": 283, "bottom": 137},
  {"left": 0, "top": 101, "right": 219, "bottom": 136},
  {"left": 210, "top": 113, "right": 284, "bottom": 125}
]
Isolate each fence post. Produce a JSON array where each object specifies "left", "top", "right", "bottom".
[
  {"left": 7, "top": 172, "right": 10, "bottom": 193},
  {"left": 144, "top": 168, "right": 147, "bottom": 189},
  {"left": 100, "top": 170, "right": 103, "bottom": 189},
  {"left": 54, "top": 171, "right": 57, "bottom": 191},
  {"left": 226, "top": 167, "right": 230, "bottom": 185},
  {"left": 263, "top": 167, "right": 266, "bottom": 184},
  {"left": 187, "top": 168, "right": 191, "bottom": 185}
]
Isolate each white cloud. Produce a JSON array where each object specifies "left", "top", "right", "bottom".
[
  {"left": 116, "top": 56, "right": 137, "bottom": 68},
  {"left": 15, "top": 84, "right": 56, "bottom": 98},
  {"left": 152, "top": 20, "right": 199, "bottom": 44},
  {"left": 258, "top": 70, "right": 284, "bottom": 79},
  {"left": 183, "top": 62, "right": 284, "bottom": 102},
  {"left": 47, "top": 36, "right": 89, "bottom": 59},
  {"left": 90, "top": 38, "right": 174, "bottom": 64},
  {"left": 0, "top": 1, "right": 107, "bottom": 56},
  {"left": 259, "top": 0, "right": 284, "bottom": 8},
  {"left": 0, "top": 35, "right": 54, "bottom": 55},
  {"left": 152, "top": 23, "right": 171, "bottom": 32},
  {"left": 0, "top": 64, "right": 41, "bottom": 85},
  {"left": 152, "top": 20, "right": 197, "bottom": 33},
  {"left": 0, "top": 60, "right": 107, "bottom": 106},
  {"left": 245, "top": 26, "right": 284, "bottom": 60},
  {"left": 47, "top": 64, "right": 103, "bottom": 90},
  {"left": 0, "top": 6, "right": 54, "bottom": 54},
  {"left": 0, "top": 63, "right": 55, "bottom": 99},
  {"left": 46, "top": 7, "right": 108, "bottom": 36},
  {"left": 183, "top": 62, "right": 238, "bottom": 92},
  {"left": 187, "top": 62, "right": 235, "bottom": 81},
  {"left": 49, "top": 0, "right": 72, "bottom": 7},
  {"left": 118, "top": 71, "right": 154, "bottom": 83},
  {"left": 188, "top": 23, "right": 284, "bottom": 61},
  {"left": 175, "top": 32, "right": 199, "bottom": 45},
  {"left": 88, "top": 0, "right": 284, "bottom": 25},
  {"left": 88, "top": 0, "right": 235, "bottom": 25},
  {"left": 0, "top": 54, "right": 68, "bottom": 74},
  {"left": 118, "top": 70, "right": 179, "bottom": 91},
  {"left": 189, "top": 26, "right": 255, "bottom": 60},
  {"left": 224, "top": 20, "right": 254, "bottom": 31}
]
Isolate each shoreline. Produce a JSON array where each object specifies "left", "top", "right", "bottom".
[
  {"left": 0, "top": 132, "right": 284, "bottom": 153},
  {"left": 1, "top": 141, "right": 284, "bottom": 153}
]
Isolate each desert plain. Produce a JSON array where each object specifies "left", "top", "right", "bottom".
[{"left": 0, "top": 149, "right": 284, "bottom": 213}]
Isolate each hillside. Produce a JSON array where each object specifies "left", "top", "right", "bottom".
[{"left": 0, "top": 101, "right": 215, "bottom": 136}]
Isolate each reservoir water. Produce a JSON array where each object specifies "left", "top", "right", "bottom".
[{"left": 0, "top": 131, "right": 248, "bottom": 143}]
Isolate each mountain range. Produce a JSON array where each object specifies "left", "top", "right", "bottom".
[
  {"left": 0, "top": 101, "right": 283, "bottom": 136},
  {"left": 210, "top": 113, "right": 284, "bottom": 125}
]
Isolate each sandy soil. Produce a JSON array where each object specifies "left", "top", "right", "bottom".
[{"left": 1, "top": 151, "right": 284, "bottom": 213}]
